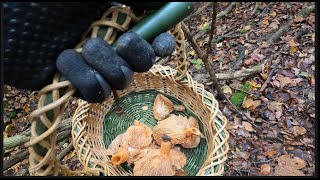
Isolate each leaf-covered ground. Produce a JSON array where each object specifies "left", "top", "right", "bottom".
[{"left": 3, "top": 2, "right": 315, "bottom": 176}]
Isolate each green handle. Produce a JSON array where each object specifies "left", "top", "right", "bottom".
[
  {"left": 129, "top": 2, "right": 193, "bottom": 42},
  {"left": 111, "top": 2, "right": 194, "bottom": 47}
]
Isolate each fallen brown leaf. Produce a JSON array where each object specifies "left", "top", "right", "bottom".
[
  {"left": 293, "top": 16, "right": 305, "bottom": 23},
  {"left": 242, "top": 97, "right": 261, "bottom": 110},
  {"left": 274, "top": 154, "right": 306, "bottom": 176},
  {"left": 260, "top": 164, "right": 271, "bottom": 175},
  {"left": 222, "top": 85, "right": 232, "bottom": 95},
  {"left": 276, "top": 75, "right": 292, "bottom": 88},
  {"left": 286, "top": 140, "right": 304, "bottom": 146},
  {"left": 271, "top": 11, "right": 277, "bottom": 17},
  {"left": 263, "top": 150, "right": 277, "bottom": 158},
  {"left": 291, "top": 126, "right": 307, "bottom": 137},
  {"left": 242, "top": 121, "right": 255, "bottom": 132}
]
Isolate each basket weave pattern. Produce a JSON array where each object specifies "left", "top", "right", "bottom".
[{"left": 25, "top": 5, "right": 229, "bottom": 176}]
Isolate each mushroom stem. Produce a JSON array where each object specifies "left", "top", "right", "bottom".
[
  {"left": 173, "top": 105, "right": 185, "bottom": 111},
  {"left": 184, "top": 127, "right": 204, "bottom": 138},
  {"left": 160, "top": 141, "right": 172, "bottom": 157},
  {"left": 111, "top": 147, "right": 129, "bottom": 165}
]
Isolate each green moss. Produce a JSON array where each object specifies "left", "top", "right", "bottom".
[{"left": 230, "top": 82, "right": 251, "bottom": 109}]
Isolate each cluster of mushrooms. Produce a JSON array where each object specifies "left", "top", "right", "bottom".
[{"left": 106, "top": 94, "right": 204, "bottom": 176}]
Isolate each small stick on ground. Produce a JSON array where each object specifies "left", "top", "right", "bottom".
[
  {"left": 57, "top": 141, "right": 74, "bottom": 161},
  {"left": 185, "top": 2, "right": 212, "bottom": 21},
  {"left": 223, "top": 95, "right": 259, "bottom": 129},
  {"left": 267, "top": 4, "right": 315, "bottom": 44},
  {"left": 259, "top": 69, "right": 276, "bottom": 92},
  {"left": 3, "top": 128, "right": 71, "bottom": 170},
  {"left": 256, "top": 2, "right": 275, "bottom": 20},
  {"left": 251, "top": 2, "right": 261, "bottom": 17},
  {"left": 205, "top": 2, "right": 224, "bottom": 100},
  {"left": 182, "top": 4, "right": 224, "bottom": 100},
  {"left": 293, "top": 28, "right": 310, "bottom": 41},
  {"left": 194, "top": 2, "right": 238, "bottom": 40}
]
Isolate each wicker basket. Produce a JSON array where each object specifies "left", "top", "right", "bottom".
[{"left": 25, "top": 5, "right": 229, "bottom": 176}]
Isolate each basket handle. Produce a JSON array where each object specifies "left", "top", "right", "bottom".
[{"left": 25, "top": 4, "right": 192, "bottom": 176}]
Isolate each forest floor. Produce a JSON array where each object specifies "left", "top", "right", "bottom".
[{"left": 3, "top": 2, "right": 315, "bottom": 176}]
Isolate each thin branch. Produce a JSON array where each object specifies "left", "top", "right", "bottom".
[
  {"left": 185, "top": 2, "right": 212, "bottom": 21},
  {"left": 256, "top": 2, "right": 275, "bottom": 20},
  {"left": 57, "top": 141, "right": 74, "bottom": 161},
  {"left": 3, "top": 150, "right": 29, "bottom": 171},
  {"left": 182, "top": 9, "right": 224, "bottom": 100},
  {"left": 3, "top": 128, "right": 71, "bottom": 170},
  {"left": 194, "top": 2, "right": 238, "bottom": 40},
  {"left": 259, "top": 69, "right": 276, "bottom": 92},
  {"left": 251, "top": 2, "right": 261, "bottom": 17},
  {"left": 267, "top": 4, "right": 315, "bottom": 44},
  {"left": 206, "top": 2, "right": 224, "bottom": 99},
  {"left": 4, "top": 118, "right": 71, "bottom": 150}
]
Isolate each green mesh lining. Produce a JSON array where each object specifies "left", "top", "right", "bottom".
[{"left": 103, "top": 90, "right": 208, "bottom": 176}]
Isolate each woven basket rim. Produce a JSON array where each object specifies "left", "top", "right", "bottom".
[{"left": 71, "top": 65, "right": 230, "bottom": 176}]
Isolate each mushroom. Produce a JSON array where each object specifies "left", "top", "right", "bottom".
[
  {"left": 106, "top": 121, "right": 153, "bottom": 166},
  {"left": 153, "top": 114, "right": 204, "bottom": 148},
  {"left": 133, "top": 135, "right": 187, "bottom": 176},
  {"left": 153, "top": 94, "right": 185, "bottom": 121},
  {"left": 125, "top": 120, "right": 153, "bottom": 149}
]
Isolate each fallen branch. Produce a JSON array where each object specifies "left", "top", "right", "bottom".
[
  {"left": 215, "top": 63, "right": 265, "bottom": 80},
  {"left": 259, "top": 69, "right": 276, "bottom": 92},
  {"left": 57, "top": 141, "right": 74, "bottom": 161},
  {"left": 3, "top": 150, "right": 29, "bottom": 171},
  {"left": 194, "top": 2, "right": 238, "bottom": 40},
  {"left": 4, "top": 118, "right": 71, "bottom": 150},
  {"left": 217, "top": 2, "right": 238, "bottom": 19},
  {"left": 251, "top": 2, "right": 261, "bottom": 17},
  {"left": 256, "top": 2, "right": 275, "bottom": 20},
  {"left": 3, "top": 127, "right": 71, "bottom": 170},
  {"left": 206, "top": 2, "right": 224, "bottom": 100},
  {"left": 293, "top": 28, "right": 310, "bottom": 41},
  {"left": 185, "top": 2, "right": 212, "bottom": 21},
  {"left": 267, "top": 4, "right": 315, "bottom": 44},
  {"left": 231, "top": 44, "right": 245, "bottom": 70},
  {"left": 182, "top": 14, "right": 225, "bottom": 99}
]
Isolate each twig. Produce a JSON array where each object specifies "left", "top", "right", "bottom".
[
  {"left": 3, "top": 150, "right": 29, "bottom": 171},
  {"left": 194, "top": 2, "right": 238, "bottom": 40},
  {"left": 217, "top": 2, "right": 238, "bottom": 19},
  {"left": 293, "top": 28, "right": 310, "bottom": 41},
  {"left": 182, "top": 6, "right": 224, "bottom": 100},
  {"left": 224, "top": 95, "right": 259, "bottom": 129},
  {"left": 256, "top": 2, "right": 275, "bottom": 20},
  {"left": 3, "top": 128, "right": 71, "bottom": 170},
  {"left": 251, "top": 2, "right": 261, "bottom": 17},
  {"left": 185, "top": 2, "right": 212, "bottom": 21},
  {"left": 57, "top": 141, "right": 74, "bottom": 161},
  {"left": 267, "top": 4, "right": 315, "bottom": 44},
  {"left": 230, "top": 86, "right": 256, "bottom": 96},
  {"left": 4, "top": 118, "right": 71, "bottom": 150},
  {"left": 231, "top": 44, "right": 246, "bottom": 70},
  {"left": 259, "top": 69, "right": 276, "bottom": 92},
  {"left": 206, "top": 2, "right": 224, "bottom": 100}
]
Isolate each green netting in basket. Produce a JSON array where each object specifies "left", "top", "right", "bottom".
[{"left": 103, "top": 90, "right": 208, "bottom": 176}]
